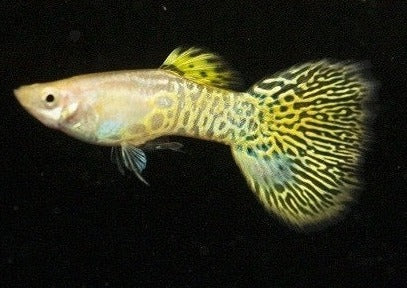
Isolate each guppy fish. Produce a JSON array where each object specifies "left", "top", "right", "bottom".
[{"left": 14, "top": 47, "right": 373, "bottom": 229}]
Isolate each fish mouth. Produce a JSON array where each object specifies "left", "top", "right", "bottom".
[
  {"left": 14, "top": 86, "right": 35, "bottom": 116},
  {"left": 14, "top": 87, "right": 26, "bottom": 107},
  {"left": 14, "top": 85, "right": 38, "bottom": 110}
]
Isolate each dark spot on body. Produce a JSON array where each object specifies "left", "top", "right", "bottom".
[
  {"left": 206, "top": 129, "right": 214, "bottom": 137},
  {"left": 262, "top": 144, "right": 269, "bottom": 151},
  {"left": 177, "top": 127, "right": 186, "bottom": 134},
  {"left": 258, "top": 111, "right": 264, "bottom": 121},
  {"left": 280, "top": 106, "right": 288, "bottom": 112},
  {"left": 183, "top": 111, "right": 190, "bottom": 126},
  {"left": 151, "top": 113, "right": 164, "bottom": 130},
  {"left": 203, "top": 116, "right": 208, "bottom": 126},
  {"left": 275, "top": 183, "right": 285, "bottom": 193},
  {"left": 247, "top": 147, "right": 256, "bottom": 156},
  {"left": 245, "top": 135, "right": 257, "bottom": 141}
]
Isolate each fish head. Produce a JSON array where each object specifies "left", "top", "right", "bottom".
[
  {"left": 14, "top": 79, "right": 101, "bottom": 144},
  {"left": 14, "top": 82, "right": 79, "bottom": 129}
]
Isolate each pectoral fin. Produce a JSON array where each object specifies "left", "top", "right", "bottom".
[{"left": 111, "top": 139, "right": 184, "bottom": 185}]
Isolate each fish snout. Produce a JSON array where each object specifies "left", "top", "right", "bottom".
[{"left": 14, "top": 84, "right": 37, "bottom": 109}]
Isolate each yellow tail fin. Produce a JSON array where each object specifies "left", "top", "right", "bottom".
[{"left": 232, "top": 60, "right": 374, "bottom": 229}]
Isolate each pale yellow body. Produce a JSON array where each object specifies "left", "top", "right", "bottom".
[{"left": 15, "top": 69, "right": 259, "bottom": 148}]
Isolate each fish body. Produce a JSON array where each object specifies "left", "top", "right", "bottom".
[
  {"left": 15, "top": 69, "right": 256, "bottom": 146},
  {"left": 14, "top": 47, "right": 374, "bottom": 229}
]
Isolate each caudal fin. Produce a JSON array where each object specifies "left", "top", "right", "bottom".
[{"left": 232, "top": 60, "right": 375, "bottom": 229}]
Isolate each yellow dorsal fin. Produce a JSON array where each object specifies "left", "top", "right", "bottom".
[{"left": 160, "top": 47, "right": 243, "bottom": 90}]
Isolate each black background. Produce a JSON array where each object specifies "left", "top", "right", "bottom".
[{"left": 1, "top": 1, "right": 406, "bottom": 287}]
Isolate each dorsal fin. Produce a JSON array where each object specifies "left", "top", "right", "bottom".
[{"left": 160, "top": 47, "right": 243, "bottom": 90}]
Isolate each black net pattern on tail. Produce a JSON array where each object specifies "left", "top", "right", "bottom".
[{"left": 236, "top": 60, "right": 374, "bottom": 228}]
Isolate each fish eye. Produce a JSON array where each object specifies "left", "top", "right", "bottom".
[
  {"left": 45, "top": 94, "right": 55, "bottom": 103},
  {"left": 42, "top": 91, "right": 59, "bottom": 108}
]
